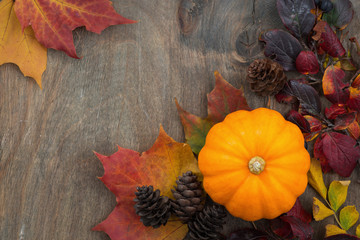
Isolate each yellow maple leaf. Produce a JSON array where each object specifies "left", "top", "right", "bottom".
[{"left": 0, "top": 0, "right": 47, "bottom": 87}]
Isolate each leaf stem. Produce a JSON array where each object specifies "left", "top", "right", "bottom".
[
  {"left": 306, "top": 75, "right": 322, "bottom": 82},
  {"left": 323, "top": 198, "right": 344, "bottom": 229},
  {"left": 322, "top": 118, "right": 334, "bottom": 128},
  {"left": 349, "top": 68, "right": 360, "bottom": 85},
  {"left": 266, "top": 96, "right": 272, "bottom": 109},
  {"left": 251, "top": 221, "right": 257, "bottom": 229},
  {"left": 313, "top": 41, "right": 325, "bottom": 74}
]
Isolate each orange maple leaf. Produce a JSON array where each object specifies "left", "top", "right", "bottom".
[
  {"left": 0, "top": 0, "right": 47, "bottom": 87},
  {"left": 93, "top": 126, "right": 200, "bottom": 240},
  {"left": 14, "top": 0, "right": 136, "bottom": 58}
]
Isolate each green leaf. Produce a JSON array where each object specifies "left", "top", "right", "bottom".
[
  {"left": 325, "top": 224, "right": 347, "bottom": 237},
  {"left": 328, "top": 180, "right": 350, "bottom": 212},
  {"left": 340, "top": 206, "right": 359, "bottom": 230},
  {"left": 313, "top": 197, "right": 334, "bottom": 221},
  {"left": 175, "top": 99, "right": 213, "bottom": 155},
  {"left": 308, "top": 158, "right": 328, "bottom": 200},
  {"left": 356, "top": 224, "right": 360, "bottom": 237}
]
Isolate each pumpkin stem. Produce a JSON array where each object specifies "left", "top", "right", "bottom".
[{"left": 248, "top": 156, "right": 265, "bottom": 175}]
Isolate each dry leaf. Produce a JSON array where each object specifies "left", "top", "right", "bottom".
[
  {"left": 93, "top": 127, "right": 200, "bottom": 240},
  {"left": 308, "top": 159, "right": 328, "bottom": 200},
  {"left": 313, "top": 197, "right": 334, "bottom": 221},
  {"left": 14, "top": 0, "right": 136, "bottom": 58},
  {"left": 325, "top": 224, "right": 347, "bottom": 237},
  {"left": 0, "top": 0, "right": 47, "bottom": 87}
]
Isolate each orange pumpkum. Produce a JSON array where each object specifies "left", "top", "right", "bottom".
[{"left": 198, "top": 108, "right": 310, "bottom": 221}]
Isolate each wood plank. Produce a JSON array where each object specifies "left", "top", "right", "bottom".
[{"left": 0, "top": 0, "right": 359, "bottom": 239}]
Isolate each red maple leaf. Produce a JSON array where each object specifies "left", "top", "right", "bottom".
[
  {"left": 93, "top": 127, "right": 200, "bottom": 240},
  {"left": 176, "top": 71, "right": 251, "bottom": 154},
  {"left": 14, "top": 0, "right": 136, "bottom": 58}
]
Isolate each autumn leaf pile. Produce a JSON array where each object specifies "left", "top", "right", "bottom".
[
  {"left": 0, "top": 0, "right": 135, "bottom": 87},
  {"left": 265, "top": 0, "right": 360, "bottom": 180},
  {"left": 92, "top": 0, "right": 360, "bottom": 239}
]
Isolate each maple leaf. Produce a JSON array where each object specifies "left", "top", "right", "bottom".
[
  {"left": 176, "top": 71, "right": 251, "bottom": 154},
  {"left": 14, "top": 0, "right": 136, "bottom": 58},
  {"left": 93, "top": 126, "right": 199, "bottom": 240},
  {"left": 0, "top": 0, "right": 47, "bottom": 87}
]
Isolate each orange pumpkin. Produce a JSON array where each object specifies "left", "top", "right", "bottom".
[{"left": 198, "top": 108, "right": 310, "bottom": 221}]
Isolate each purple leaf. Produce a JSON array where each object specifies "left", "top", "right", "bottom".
[
  {"left": 270, "top": 218, "right": 293, "bottom": 239},
  {"left": 280, "top": 216, "right": 313, "bottom": 240},
  {"left": 287, "top": 110, "right": 311, "bottom": 133},
  {"left": 287, "top": 198, "right": 312, "bottom": 224},
  {"left": 283, "top": 80, "right": 321, "bottom": 116},
  {"left": 277, "top": 0, "right": 316, "bottom": 39},
  {"left": 259, "top": 29, "right": 302, "bottom": 71}
]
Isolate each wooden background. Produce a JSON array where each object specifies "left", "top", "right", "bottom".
[{"left": 1, "top": 0, "right": 360, "bottom": 239}]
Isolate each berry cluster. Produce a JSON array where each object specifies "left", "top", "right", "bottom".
[{"left": 314, "top": 0, "right": 334, "bottom": 13}]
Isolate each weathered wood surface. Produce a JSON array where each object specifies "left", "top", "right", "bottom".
[{"left": 1, "top": 0, "right": 360, "bottom": 239}]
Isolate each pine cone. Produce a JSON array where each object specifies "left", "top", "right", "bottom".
[
  {"left": 134, "top": 185, "right": 171, "bottom": 228},
  {"left": 247, "top": 58, "right": 287, "bottom": 96},
  {"left": 171, "top": 171, "right": 203, "bottom": 223},
  {"left": 187, "top": 203, "right": 227, "bottom": 240}
]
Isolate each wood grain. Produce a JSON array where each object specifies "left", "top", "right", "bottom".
[{"left": 0, "top": 0, "right": 360, "bottom": 239}]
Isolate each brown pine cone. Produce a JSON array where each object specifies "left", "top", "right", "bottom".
[
  {"left": 171, "top": 171, "right": 203, "bottom": 223},
  {"left": 247, "top": 58, "right": 287, "bottom": 96},
  {"left": 186, "top": 203, "right": 227, "bottom": 240},
  {"left": 134, "top": 185, "right": 171, "bottom": 228}
]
